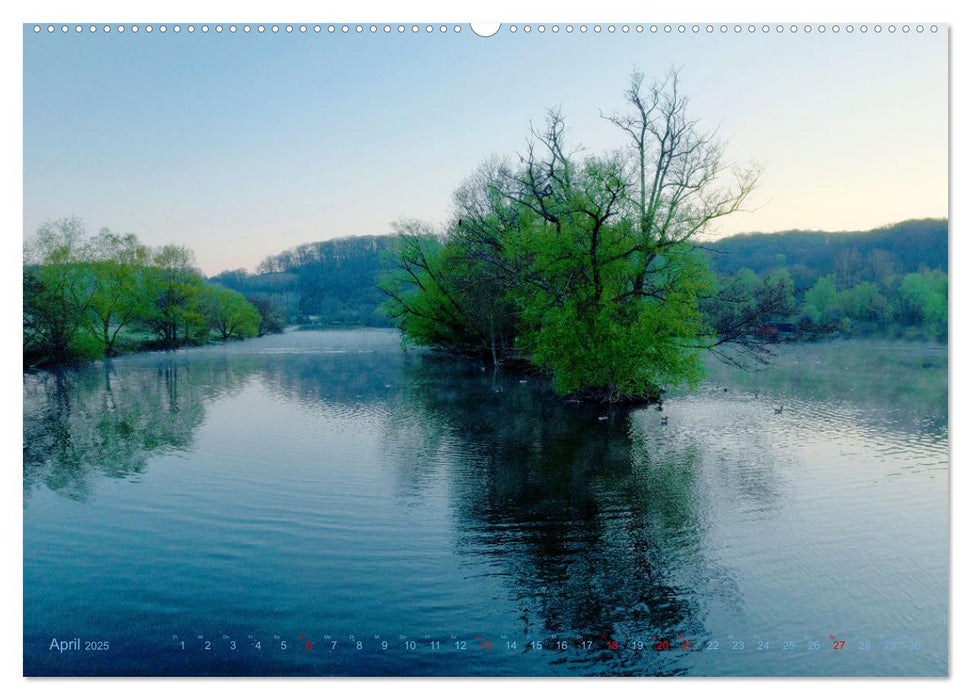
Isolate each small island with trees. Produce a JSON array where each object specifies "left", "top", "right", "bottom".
[{"left": 377, "top": 71, "right": 945, "bottom": 403}]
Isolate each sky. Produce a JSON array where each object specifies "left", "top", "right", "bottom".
[{"left": 23, "top": 23, "right": 948, "bottom": 275}]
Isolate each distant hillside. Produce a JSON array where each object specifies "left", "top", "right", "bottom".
[
  {"left": 707, "top": 218, "right": 946, "bottom": 290},
  {"left": 210, "top": 235, "right": 395, "bottom": 326},
  {"left": 209, "top": 219, "right": 947, "bottom": 328}
]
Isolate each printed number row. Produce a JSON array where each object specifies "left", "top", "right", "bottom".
[{"left": 181, "top": 639, "right": 920, "bottom": 652}]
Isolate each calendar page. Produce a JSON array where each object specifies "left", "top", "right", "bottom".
[{"left": 21, "top": 16, "right": 949, "bottom": 678}]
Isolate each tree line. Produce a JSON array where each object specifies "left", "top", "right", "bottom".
[
  {"left": 23, "top": 217, "right": 286, "bottom": 366},
  {"left": 707, "top": 218, "right": 947, "bottom": 341},
  {"left": 708, "top": 218, "right": 946, "bottom": 282},
  {"left": 709, "top": 265, "right": 947, "bottom": 341},
  {"left": 209, "top": 219, "right": 948, "bottom": 338}
]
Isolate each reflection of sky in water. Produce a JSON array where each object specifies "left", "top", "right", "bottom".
[{"left": 23, "top": 331, "right": 947, "bottom": 676}]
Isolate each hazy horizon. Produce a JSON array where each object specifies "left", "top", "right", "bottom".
[{"left": 24, "top": 24, "right": 948, "bottom": 275}]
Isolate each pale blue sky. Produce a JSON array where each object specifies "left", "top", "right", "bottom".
[{"left": 23, "top": 25, "right": 948, "bottom": 274}]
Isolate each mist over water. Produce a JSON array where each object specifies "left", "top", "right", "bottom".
[{"left": 23, "top": 330, "right": 947, "bottom": 676}]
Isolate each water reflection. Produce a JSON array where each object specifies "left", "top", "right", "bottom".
[
  {"left": 385, "top": 356, "right": 730, "bottom": 674},
  {"left": 258, "top": 348, "right": 405, "bottom": 413},
  {"left": 22, "top": 356, "right": 257, "bottom": 502}
]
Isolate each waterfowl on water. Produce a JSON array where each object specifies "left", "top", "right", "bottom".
[
  {"left": 774, "top": 405, "right": 784, "bottom": 414},
  {"left": 660, "top": 416, "right": 668, "bottom": 425}
]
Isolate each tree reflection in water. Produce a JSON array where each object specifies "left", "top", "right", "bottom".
[
  {"left": 22, "top": 356, "right": 257, "bottom": 503},
  {"left": 381, "top": 355, "right": 744, "bottom": 675}
]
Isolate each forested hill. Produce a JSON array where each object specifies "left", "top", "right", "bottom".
[
  {"left": 706, "top": 218, "right": 947, "bottom": 287},
  {"left": 208, "top": 218, "right": 947, "bottom": 328},
  {"left": 210, "top": 235, "right": 395, "bottom": 326}
]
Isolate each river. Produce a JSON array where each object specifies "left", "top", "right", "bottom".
[{"left": 22, "top": 329, "right": 948, "bottom": 676}]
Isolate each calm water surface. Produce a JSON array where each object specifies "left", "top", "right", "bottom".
[{"left": 23, "top": 330, "right": 948, "bottom": 676}]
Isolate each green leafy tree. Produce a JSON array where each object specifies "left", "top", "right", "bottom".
[
  {"left": 803, "top": 276, "right": 839, "bottom": 325},
  {"left": 381, "top": 220, "right": 516, "bottom": 359},
  {"left": 384, "top": 69, "right": 773, "bottom": 402},
  {"left": 200, "top": 285, "right": 261, "bottom": 340},
  {"left": 528, "top": 245, "right": 712, "bottom": 399},
  {"left": 898, "top": 271, "right": 947, "bottom": 337},
  {"left": 764, "top": 268, "right": 796, "bottom": 308},
  {"left": 23, "top": 217, "right": 92, "bottom": 362},
  {"left": 82, "top": 228, "right": 152, "bottom": 356},
  {"left": 836, "top": 281, "right": 889, "bottom": 324},
  {"left": 25, "top": 219, "right": 270, "bottom": 364},
  {"left": 145, "top": 245, "right": 205, "bottom": 348}
]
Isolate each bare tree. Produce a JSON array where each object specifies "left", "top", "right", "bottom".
[
  {"left": 603, "top": 69, "right": 761, "bottom": 288},
  {"left": 604, "top": 69, "right": 782, "bottom": 365}
]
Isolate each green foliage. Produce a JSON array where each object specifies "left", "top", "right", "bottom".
[
  {"left": 200, "top": 285, "right": 261, "bottom": 340},
  {"left": 530, "top": 269, "right": 709, "bottom": 400},
  {"left": 215, "top": 218, "right": 947, "bottom": 341},
  {"left": 704, "top": 258, "right": 947, "bottom": 342},
  {"left": 209, "top": 269, "right": 301, "bottom": 323},
  {"left": 803, "top": 276, "right": 839, "bottom": 325},
  {"left": 23, "top": 218, "right": 267, "bottom": 366},
  {"left": 704, "top": 262, "right": 947, "bottom": 342},
  {"left": 898, "top": 271, "right": 947, "bottom": 337},
  {"left": 67, "top": 329, "right": 108, "bottom": 362},
  {"left": 383, "top": 71, "right": 765, "bottom": 402},
  {"left": 238, "top": 235, "right": 395, "bottom": 326},
  {"left": 732, "top": 268, "right": 762, "bottom": 296},
  {"left": 23, "top": 218, "right": 91, "bottom": 363},
  {"left": 836, "top": 282, "right": 889, "bottom": 324},
  {"left": 24, "top": 266, "right": 88, "bottom": 364},
  {"left": 708, "top": 219, "right": 947, "bottom": 341},
  {"left": 517, "top": 239, "right": 713, "bottom": 399},
  {"left": 144, "top": 244, "right": 205, "bottom": 348},
  {"left": 702, "top": 267, "right": 796, "bottom": 350},
  {"left": 380, "top": 227, "right": 510, "bottom": 355},
  {"left": 765, "top": 268, "right": 796, "bottom": 308},
  {"left": 82, "top": 228, "right": 153, "bottom": 355}
]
